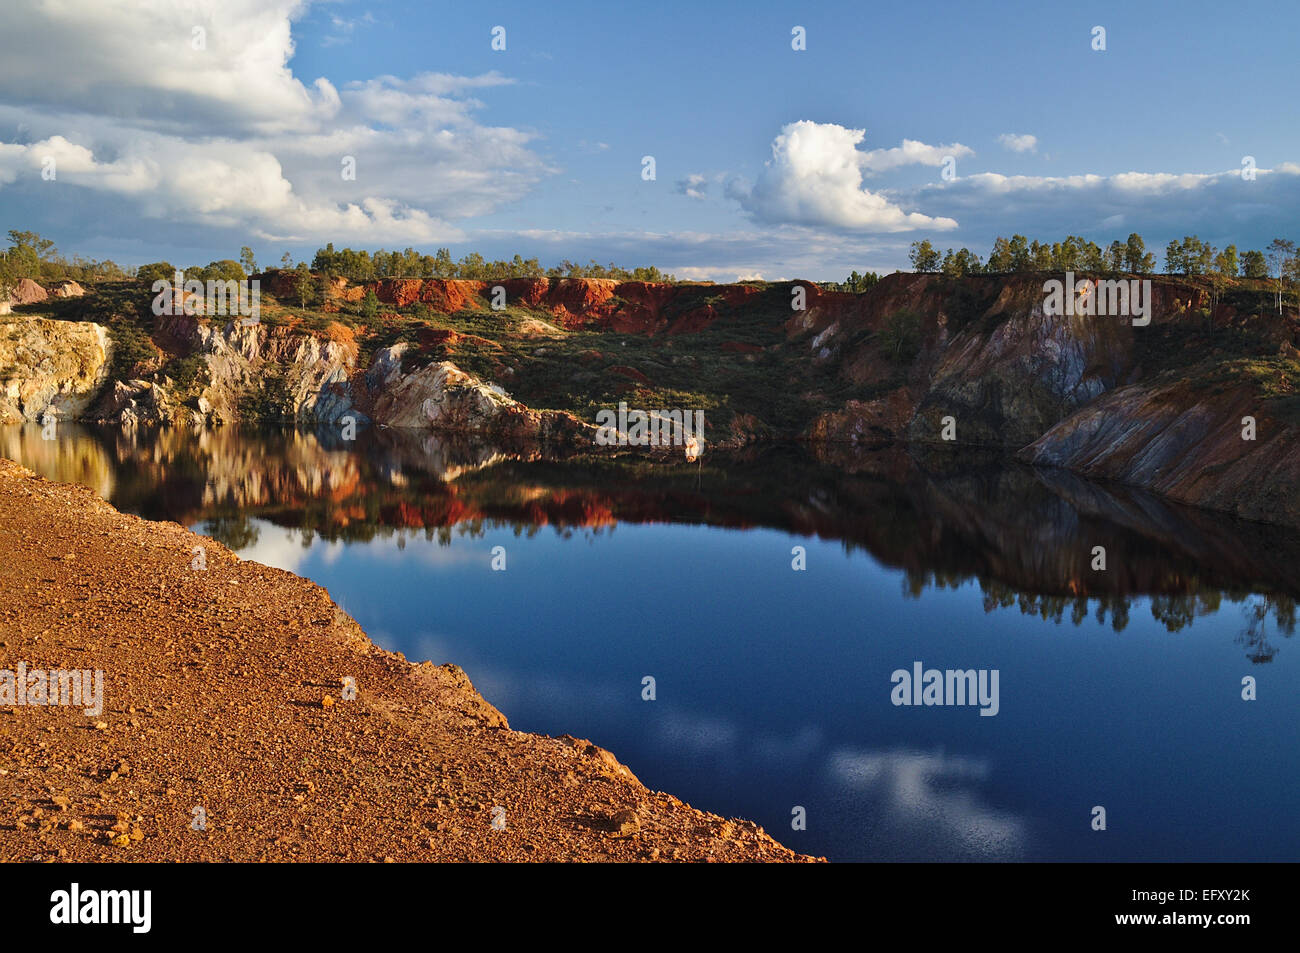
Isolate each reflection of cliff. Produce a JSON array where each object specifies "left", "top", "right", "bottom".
[
  {"left": 8, "top": 426, "right": 1300, "bottom": 660},
  {"left": 0, "top": 426, "right": 115, "bottom": 500}
]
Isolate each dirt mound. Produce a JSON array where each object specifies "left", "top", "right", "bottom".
[{"left": 12, "top": 278, "right": 47, "bottom": 304}]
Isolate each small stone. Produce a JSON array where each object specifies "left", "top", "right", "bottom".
[
  {"left": 111, "top": 834, "right": 131, "bottom": 848},
  {"left": 94, "top": 722, "right": 108, "bottom": 731},
  {"left": 67, "top": 819, "right": 85, "bottom": 832},
  {"left": 611, "top": 809, "right": 640, "bottom": 836},
  {"left": 322, "top": 695, "right": 335, "bottom": 708}
]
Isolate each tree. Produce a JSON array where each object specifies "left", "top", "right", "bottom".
[
  {"left": 1241, "top": 249, "right": 1268, "bottom": 279},
  {"left": 239, "top": 246, "right": 257, "bottom": 276},
  {"left": 1165, "top": 239, "right": 1185, "bottom": 274},
  {"left": 941, "top": 248, "right": 981, "bottom": 276},
  {"left": 1213, "top": 245, "right": 1239, "bottom": 279},
  {"left": 1029, "top": 240, "right": 1053, "bottom": 270},
  {"left": 1007, "top": 234, "right": 1031, "bottom": 270},
  {"left": 280, "top": 252, "right": 293, "bottom": 270},
  {"left": 432, "top": 247, "right": 454, "bottom": 278},
  {"left": 137, "top": 261, "right": 176, "bottom": 284},
  {"left": 360, "top": 289, "right": 379, "bottom": 319},
  {"left": 986, "top": 237, "right": 1013, "bottom": 273},
  {"left": 293, "top": 262, "right": 314, "bottom": 308},
  {"left": 909, "top": 240, "right": 940, "bottom": 272},
  {"left": 1209, "top": 245, "right": 1238, "bottom": 315},
  {"left": 1265, "top": 238, "right": 1295, "bottom": 312},
  {"left": 1124, "top": 233, "right": 1155, "bottom": 273},
  {"left": 1080, "top": 238, "right": 1106, "bottom": 272},
  {"left": 1106, "top": 240, "right": 1125, "bottom": 272},
  {"left": 188, "top": 259, "right": 245, "bottom": 283}
]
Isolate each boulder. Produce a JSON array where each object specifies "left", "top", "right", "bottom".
[{"left": 49, "top": 280, "right": 86, "bottom": 298}]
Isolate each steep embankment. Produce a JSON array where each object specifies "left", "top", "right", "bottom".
[
  {"left": 3, "top": 271, "right": 1298, "bottom": 526},
  {"left": 0, "top": 459, "right": 814, "bottom": 863}
]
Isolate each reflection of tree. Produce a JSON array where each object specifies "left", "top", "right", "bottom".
[
  {"left": 979, "top": 582, "right": 1133, "bottom": 632},
  {"left": 1149, "top": 591, "right": 1222, "bottom": 632},
  {"left": 201, "top": 515, "right": 261, "bottom": 552},
  {"left": 1238, "top": 595, "right": 1297, "bottom": 663}
]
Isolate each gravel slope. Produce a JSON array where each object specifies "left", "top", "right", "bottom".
[{"left": 0, "top": 459, "right": 815, "bottom": 863}]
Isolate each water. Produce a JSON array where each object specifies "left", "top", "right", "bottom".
[{"left": 4, "top": 424, "right": 1297, "bottom": 861}]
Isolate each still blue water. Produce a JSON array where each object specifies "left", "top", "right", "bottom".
[{"left": 5, "top": 425, "right": 1296, "bottom": 861}]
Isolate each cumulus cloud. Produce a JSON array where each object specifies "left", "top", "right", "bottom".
[
  {"left": 859, "top": 138, "right": 974, "bottom": 174},
  {"left": 735, "top": 121, "right": 959, "bottom": 231},
  {"left": 0, "top": 0, "right": 548, "bottom": 244},
  {"left": 996, "top": 133, "right": 1038, "bottom": 154}
]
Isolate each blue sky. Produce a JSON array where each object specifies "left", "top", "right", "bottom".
[{"left": 2, "top": 0, "right": 1299, "bottom": 279}]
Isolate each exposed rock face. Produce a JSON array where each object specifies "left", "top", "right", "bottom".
[
  {"left": 908, "top": 300, "right": 1133, "bottom": 446},
  {"left": 361, "top": 343, "right": 587, "bottom": 441},
  {"left": 1021, "top": 379, "right": 1300, "bottom": 527},
  {"left": 147, "top": 312, "right": 360, "bottom": 426},
  {"left": 0, "top": 318, "right": 111, "bottom": 423}
]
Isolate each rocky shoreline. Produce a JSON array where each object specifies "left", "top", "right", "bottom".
[{"left": 0, "top": 458, "right": 815, "bottom": 862}]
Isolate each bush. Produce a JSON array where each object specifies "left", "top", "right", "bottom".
[
  {"left": 878, "top": 309, "right": 923, "bottom": 362},
  {"left": 137, "top": 262, "right": 176, "bottom": 284}
]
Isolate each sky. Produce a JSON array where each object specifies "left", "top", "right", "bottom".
[{"left": 1, "top": 0, "right": 1299, "bottom": 280}]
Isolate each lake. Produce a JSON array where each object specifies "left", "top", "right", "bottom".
[{"left": 4, "top": 423, "right": 1296, "bottom": 861}]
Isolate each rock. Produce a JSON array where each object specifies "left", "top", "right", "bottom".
[
  {"left": 49, "top": 280, "right": 86, "bottom": 298},
  {"left": 610, "top": 809, "right": 640, "bottom": 835},
  {"left": 0, "top": 319, "right": 112, "bottom": 424}
]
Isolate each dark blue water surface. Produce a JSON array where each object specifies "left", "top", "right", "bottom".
[{"left": 4, "top": 424, "right": 1296, "bottom": 861}]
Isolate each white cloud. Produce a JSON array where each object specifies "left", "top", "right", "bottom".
[
  {"left": 736, "top": 121, "right": 959, "bottom": 231},
  {"left": 0, "top": 0, "right": 547, "bottom": 244},
  {"left": 859, "top": 137, "right": 975, "bottom": 173},
  {"left": 911, "top": 164, "right": 1300, "bottom": 247},
  {"left": 996, "top": 133, "right": 1038, "bottom": 154}
]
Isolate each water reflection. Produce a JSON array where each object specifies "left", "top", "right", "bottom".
[{"left": 4, "top": 423, "right": 1296, "bottom": 663}]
